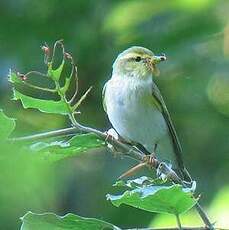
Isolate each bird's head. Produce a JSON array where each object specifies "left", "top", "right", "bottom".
[{"left": 112, "top": 46, "right": 166, "bottom": 78}]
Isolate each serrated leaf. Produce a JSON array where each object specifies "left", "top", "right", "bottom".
[
  {"left": 30, "top": 133, "right": 105, "bottom": 161},
  {"left": 13, "top": 89, "right": 69, "bottom": 114},
  {"left": 0, "top": 110, "right": 16, "bottom": 140},
  {"left": 107, "top": 184, "right": 196, "bottom": 215},
  {"left": 21, "top": 211, "right": 120, "bottom": 230},
  {"left": 47, "top": 60, "right": 65, "bottom": 81}
]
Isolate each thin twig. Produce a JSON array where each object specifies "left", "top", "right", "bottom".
[
  {"left": 176, "top": 214, "right": 182, "bottom": 230},
  {"left": 20, "top": 80, "right": 56, "bottom": 93},
  {"left": 68, "top": 65, "right": 79, "bottom": 104},
  {"left": 9, "top": 127, "right": 78, "bottom": 142},
  {"left": 25, "top": 70, "right": 48, "bottom": 78},
  {"left": 72, "top": 86, "right": 93, "bottom": 111}
]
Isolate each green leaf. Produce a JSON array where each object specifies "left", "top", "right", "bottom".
[
  {"left": 8, "top": 71, "right": 22, "bottom": 84},
  {"left": 0, "top": 110, "right": 16, "bottom": 140},
  {"left": 13, "top": 89, "right": 69, "bottom": 115},
  {"left": 115, "top": 177, "right": 165, "bottom": 189},
  {"left": 21, "top": 211, "right": 120, "bottom": 230},
  {"left": 30, "top": 133, "right": 105, "bottom": 161},
  {"left": 107, "top": 183, "right": 196, "bottom": 215},
  {"left": 60, "top": 76, "right": 71, "bottom": 94},
  {"left": 47, "top": 60, "right": 65, "bottom": 81}
]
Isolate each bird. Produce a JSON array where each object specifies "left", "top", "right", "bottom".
[{"left": 102, "top": 46, "right": 191, "bottom": 181}]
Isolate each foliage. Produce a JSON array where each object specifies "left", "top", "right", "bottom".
[
  {"left": 107, "top": 177, "right": 196, "bottom": 215},
  {"left": 30, "top": 134, "right": 105, "bottom": 161},
  {"left": 1, "top": 0, "right": 228, "bottom": 227},
  {"left": 0, "top": 110, "right": 15, "bottom": 140},
  {"left": 21, "top": 212, "right": 120, "bottom": 230},
  {"left": 0, "top": 41, "right": 203, "bottom": 229}
]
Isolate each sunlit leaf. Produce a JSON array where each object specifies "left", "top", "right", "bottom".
[
  {"left": 47, "top": 60, "right": 65, "bottom": 81},
  {"left": 0, "top": 110, "right": 16, "bottom": 140},
  {"left": 13, "top": 89, "right": 69, "bottom": 114},
  {"left": 21, "top": 211, "right": 120, "bottom": 230},
  {"left": 30, "top": 133, "right": 105, "bottom": 161},
  {"left": 107, "top": 182, "right": 196, "bottom": 215}
]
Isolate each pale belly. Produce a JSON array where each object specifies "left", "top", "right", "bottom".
[{"left": 105, "top": 77, "right": 176, "bottom": 164}]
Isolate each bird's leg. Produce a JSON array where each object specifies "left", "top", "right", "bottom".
[
  {"left": 144, "top": 143, "right": 159, "bottom": 169},
  {"left": 118, "top": 144, "right": 159, "bottom": 180},
  {"left": 145, "top": 144, "right": 176, "bottom": 182},
  {"left": 117, "top": 145, "right": 148, "bottom": 179},
  {"left": 118, "top": 162, "right": 147, "bottom": 180}
]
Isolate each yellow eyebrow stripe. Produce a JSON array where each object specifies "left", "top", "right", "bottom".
[{"left": 119, "top": 53, "right": 151, "bottom": 60}]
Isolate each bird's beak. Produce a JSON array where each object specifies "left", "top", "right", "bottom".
[
  {"left": 149, "top": 54, "right": 166, "bottom": 76},
  {"left": 152, "top": 54, "right": 167, "bottom": 64}
]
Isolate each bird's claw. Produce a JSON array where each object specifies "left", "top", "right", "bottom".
[
  {"left": 183, "top": 180, "right": 197, "bottom": 192},
  {"left": 156, "top": 162, "right": 172, "bottom": 181}
]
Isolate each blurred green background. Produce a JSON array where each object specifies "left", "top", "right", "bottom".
[{"left": 0, "top": 0, "right": 229, "bottom": 229}]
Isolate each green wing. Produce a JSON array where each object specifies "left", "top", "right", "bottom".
[
  {"left": 102, "top": 82, "right": 107, "bottom": 113},
  {"left": 151, "top": 83, "right": 185, "bottom": 172}
]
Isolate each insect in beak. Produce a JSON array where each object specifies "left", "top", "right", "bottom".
[
  {"left": 148, "top": 53, "right": 167, "bottom": 76},
  {"left": 153, "top": 53, "right": 167, "bottom": 63}
]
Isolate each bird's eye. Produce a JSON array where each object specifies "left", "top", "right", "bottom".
[{"left": 135, "top": 56, "right": 141, "bottom": 62}]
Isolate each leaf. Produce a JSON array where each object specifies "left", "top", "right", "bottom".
[
  {"left": 21, "top": 211, "right": 120, "bottom": 230},
  {"left": 8, "top": 71, "right": 22, "bottom": 84},
  {"left": 0, "top": 110, "right": 16, "bottom": 140},
  {"left": 13, "top": 89, "right": 69, "bottom": 115},
  {"left": 47, "top": 60, "right": 65, "bottom": 81},
  {"left": 30, "top": 133, "right": 105, "bottom": 161},
  {"left": 60, "top": 65, "right": 77, "bottom": 94},
  {"left": 113, "top": 176, "right": 158, "bottom": 189},
  {"left": 107, "top": 183, "right": 196, "bottom": 215},
  {"left": 60, "top": 75, "right": 72, "bottom": 94}
]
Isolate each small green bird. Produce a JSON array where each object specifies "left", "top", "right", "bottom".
[{"left": 102, "top": 46, "right": 190, "bottom": 181}]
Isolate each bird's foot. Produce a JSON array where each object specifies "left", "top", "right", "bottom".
[
  {"left": 156, "top": 162, "right": 173, "bottom": 181},
  {"left": 143, "top": 153, "right": 159, "bottom": 169},
  {"left": 142, "top": 144, "right": 159, "bottom": 169},
  {"left": 183, "top": 180, "right": 196, "bottom": 192}
]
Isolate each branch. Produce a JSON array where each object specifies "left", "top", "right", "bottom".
[
  {"left": 9, "top": 127, "right": 78, "bottom": 142},
  {"left": 9, "top": 123, "right": 214, "bottom": 229}
]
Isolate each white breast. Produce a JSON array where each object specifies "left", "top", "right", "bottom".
[{"left": 105, "top": 75, "right": 173, "bottom": 160}]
